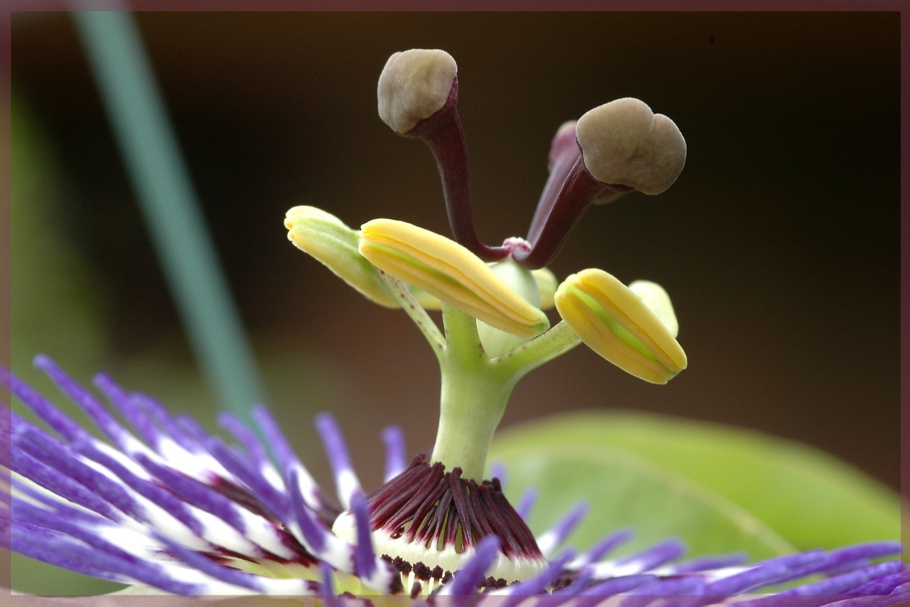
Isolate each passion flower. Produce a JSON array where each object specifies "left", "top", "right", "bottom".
[{"left": 7, "top": 47, "right": 905, "bottom": 605}]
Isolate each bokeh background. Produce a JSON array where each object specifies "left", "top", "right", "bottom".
[{"left": 8, "top": 11, "right": 900, "bottom": 593}]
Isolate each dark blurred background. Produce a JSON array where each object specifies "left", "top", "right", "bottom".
[{"left": 9, "top": 10, "right": 899, "bottom": 509}]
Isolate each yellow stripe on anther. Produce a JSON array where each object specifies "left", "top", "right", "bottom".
[{"left": 359, "top": 219, "right": 549, "bottom": 338}]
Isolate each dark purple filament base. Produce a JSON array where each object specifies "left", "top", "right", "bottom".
[
  {"left": 406, "top": 79, "right": 510, "bottom": 263},
  {"left": 366, "top": 454, "right": 543, "bottom": 561}
]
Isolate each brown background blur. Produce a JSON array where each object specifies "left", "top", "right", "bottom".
[{"left": 10, "top": 12, "right": 899, "bottom": 500}]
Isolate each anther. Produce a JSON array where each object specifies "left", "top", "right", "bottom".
[
  {"left": 358, "top": 218, "right": 548, "bottom": 338},
  {"left": 554, "top": 268, "right": 687, "bottom": 384}
]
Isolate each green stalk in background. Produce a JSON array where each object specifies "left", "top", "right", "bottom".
[{"left": 72, "top": 10, "right": 265, "bottom": 424}]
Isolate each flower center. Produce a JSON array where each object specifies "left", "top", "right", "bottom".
[{"left": 331, "top": 454, "right": 547, "bottom": 593}]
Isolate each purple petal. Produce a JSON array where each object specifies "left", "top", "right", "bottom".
[
  {"left": 72, "top": 438, "right": 208, "bottom": 538},
  {"left": 12, "top": 421, "right": 142, "bottom": 520},
  {"left": 32, "top": 358, "right": 133, "bottom": 451},
  {"left": 381, "top": 425, "right": 406, "bottom": 481},
  {"left": 10, "top": 525, "right": 131, "bottom": 584},
  {"left": 11, "top": 446, "right": 121, "bottom": 522},
  {"left": 620, "top": 576, "right": 705, "bottom": 607},
  {"left": 819, "top": 542, "right": 903, "bottom": 574},
  {"left": 553, "top": 566, "right": 594, "bottom": 596},
  {"left": 252, "top": 405, "right": 298, "bottom": 475},
  {"left": 252, "top": 404, "right": 328, "bottom": 510},
  {"left": 12, "top": 497, "right": 161, "bottom": 575},
  {"left": 489, "top": 460, "right": 508, "bottom": 485},
  {"left": 702, "top": 551, "right": 827, "bottom": 597},
  {"left": 515, "top": 487, "right": 538, "bottom": 520},
  {"left": 94, "top": 372, "right": 203, "bottom": 460},
  {"left": 98, "top": 379, "right": 165, "bottom": 449},
  {"left": 11, "top": 525, "right": 200, "bottom": 593},
  {"left": 131, "top": 392, "right": 203, "bottom": 454},
  {"left": 782, "top": 561, "right": 904, "bottom": 597},
  {"left": 288, "top": 466, "right": 327, "bottom": 553},
  {"left": 205, "top": 435, "right": 291, "bottom": 520},
  {"left": 537, "top": 502, "right": 588, "bottom": 557},
  {"left": 579, "top": 574, "right": 659, "bottom": 599},
  {"left": 10, "top": 477, "right": 107, "bottom": 528},
  {"left": 614, "top": 538, "right": 687, "bottom": 572},
  {"left": 320, "top": 561, "right": 342, "bottom": 607},
  {"left": 580, "top": 528, "right": 635, "bottom": 564},
  {"left": 845, "top": 571, "right": 904, "bottom": 595},
  {"left": 0, "top": 411, "right": 11, "bottom": 469},
  {"left": 669, "top": 551, "right": 748, "bottom": 573},
  {"left": 504, "top": 551, "right": 575, "bottom": 603},
  {"left": 736, "top": 563, "right": 906, "bottom": 607},
  {"left": 439, "top": 535, "right": 501, "bottom": 596},
  {"left": 866, "top": 596, "right": 910, "bottom": 607},
  {"left": 219, "top": 411, "right": 273, "bottom": 473},
  {"left": 351, "top": 492, "right": 377, "bottom": 579},
  {"left": 155, "top": 533, "right": 263, "bottom": 592},
  {"left": 3, "top": 363, "right": 88, "bottom": 443},
  {"left": 132, "top": 451, "right": 248, "bottom": 535},
  {"left": 316, "top": 412, "right": 361, "bottom": 508},
  {"left": 175, "top": 413, "right": 213, "bottom": 444}
]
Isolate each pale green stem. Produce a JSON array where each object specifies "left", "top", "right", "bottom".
[
  {"left": 430, "top": 304, "right": 517, "bottom": 480},
  {"left": 493, "top": 320, "right": 582, "bottom": 379},
  {"left": 384, "top": 265, "right": 583, "bottom": 481}
]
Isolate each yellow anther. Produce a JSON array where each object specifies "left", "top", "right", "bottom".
[
  {"left": 285, "top": 206, "right": 398, "bottom": 308},
  {"left": 554, "top": 269, "right": 687, "bottom": 384},
  {"left": 629, "top": 280, "right": 679, "bottom": 338},
  {"left": 532, "top": 268, "right": 558, "bottom": 310},
  {"left": 359, "top": 219, "right": 549, "bottom": 338}
]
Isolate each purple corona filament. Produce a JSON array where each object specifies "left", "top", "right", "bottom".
[{"left": 1, "top": 357, "right": 907, "bottom": 600}]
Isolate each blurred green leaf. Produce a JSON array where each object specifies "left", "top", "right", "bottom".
[
  {"left": 11, "top": 95, "right": 110, "bottom": 381},
  {"left": 491, "top": 411, "right": 901, "bottom": 555},
  {"left": 491, "top": 428, "right": 794, "bottom": 561}
]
